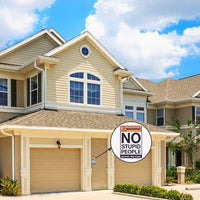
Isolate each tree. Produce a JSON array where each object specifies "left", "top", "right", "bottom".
[{"left": 167, "top": 116, "right": 200, "bottom": 168}]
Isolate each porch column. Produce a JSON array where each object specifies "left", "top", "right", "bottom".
[
  {"left": 152, "top": 139, "right": 162, "bottom": 186},
  {"left": 20, "top": 136, "right": 30, "bottom": 195},
  {"left": 107, "top": 135, "right": 115, "bottom": 189},
  {"left": 82, "top": 136, "right": 92, "bottom": 191}
]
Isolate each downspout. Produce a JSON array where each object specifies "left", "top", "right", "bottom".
[
  {"left": 121, "top": 76, "right": 131, "bottom": 114},
  {"left": 34, "top": 61, "right": 45, "bottom": 109},
  {"left": 1, "top": 127, "right": 15, "bottom": 180}
]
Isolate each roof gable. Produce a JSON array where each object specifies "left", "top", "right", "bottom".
[
  {"left": 0, "top": 29, "right": 65, "bottom": 58},
  {"left": 45, "top": 31, "right": 126, "bottom": 70},
  {"left": 123, "top": 76, "right": 147, "bottom": 91}
]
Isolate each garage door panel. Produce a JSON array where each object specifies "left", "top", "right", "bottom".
[
  {"left": 115, "top": 151, "right": 152, "bottom": 185},
  {"left": 30, "top": 148, "right": 81, "bottom": 193}
]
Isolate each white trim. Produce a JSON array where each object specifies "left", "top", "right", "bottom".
[
  {"left": 0, "top": 29, "right": 62, "bottom": 58},
  {"left": 44, "top": 31, "right": 126, "bottom": 70},
  {"left": 150, "top": 98, "right": 200, "bottom": 105},
  {"left": 192, "top": 90, "right": 200, "bottom": 97},
  {"left": 123, "top": 88, "right": 153, "bottom": 96},
  {"left": 49, "top": 28, "right": 66, "bottom": 44},
  {"left": 45, "top": 101, "right": 121, "bottom": 114},
  {"left": 0, "top": 125, "right": 178, "bottom": 136},
  {"left": 29, "top": 144, "right": 83, "bottom": 148}
]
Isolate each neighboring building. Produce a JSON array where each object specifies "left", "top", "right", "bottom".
[
  {"left": 0, "top": 29, "right": 176, "bottom": 194},
  {"left": 138, "top": 76, "right": 200, "bottom": 168}
]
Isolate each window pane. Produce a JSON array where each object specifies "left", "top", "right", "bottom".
[
  {"left": 31, "top": 75, "right": 37, "bottom": 90},
  {"left": 87, "top": 73, "right": 100, "bottom": 81},
  {"left": 0, "top": 92, "right": 8, "bottom": 106},
  {"left": 70, "top": 72, "right": 84, "bottom": 79},
  {"left": 196, "top": 107, "right": 200, "bottom": 116},
  {"left": 157, "top": 117, "right": 164, "bottom": 126},
  {"left": 137, "top": 107, "right": 144, "bottom": 111},
  {"left": 70, "top": 81, "right": 84, "bottom": 103},
  {"left": 87, "top": 83, "right": 100, "bottom": 105},
  {"left": 137, "top": 112, "right": 144, "bottom": 122},
  {"left": 157, "top": 109, "right": 164, "bottom": 118},
  {"left": 31, "top": 90, "right": 37, "bottom": 105},
  {"left": 125, "top": 111, "right": 133, "bottom": 119},
  {"left": 0, "top": 79, "right": 8, "bottom": 92},
  {"left": 125, "top": 105, "right": 134, "bottom": 110}
]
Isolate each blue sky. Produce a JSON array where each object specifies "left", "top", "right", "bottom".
[{"left": 0, "top": 0, "right": 200, "bottom": 81}]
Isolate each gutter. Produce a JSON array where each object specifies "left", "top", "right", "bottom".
[
  {"left": 1, "top": 127, "right": 15, "bottom": 180},
  {"left": 34, "top": 61, "right": 45, "bottom": 109}
]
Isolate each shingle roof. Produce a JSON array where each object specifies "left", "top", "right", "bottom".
[
  {"left": 138, "top": 74, "right": 200, "bottom": 103},
  {"left": 0, "top": 109, "right": 173, "bottom": 133}
]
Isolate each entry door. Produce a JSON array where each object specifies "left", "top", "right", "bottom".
[{"left": 91, "top": 138, "right": 107, "bottom": 190}]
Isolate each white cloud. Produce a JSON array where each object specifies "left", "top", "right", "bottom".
[
  {"left": 0, "top": 0, "right": 55, "bottom": 49},
  {"left": 85, "top": 0, "right": 200, "bottom": 79}
]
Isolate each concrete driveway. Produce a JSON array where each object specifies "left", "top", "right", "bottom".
[
  {"left": 0, "top": 190, "right": 147, "bottom": 200},
  {"left": 1, "top": 185, "right": 200, "bottom": 200}
]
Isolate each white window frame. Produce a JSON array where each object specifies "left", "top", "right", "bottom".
[
  {"left": 0, "top": 77, "right": 11, "bottom": 107},
  {"left": 68, "top": 71, "right": 102, "bottom": 106},
  {"left": 156, "top": 108, "right": 165, "bottom": 127},
  {"left": 124, "top": 103, "right": 146, "bottom": 122},
  {"left": 29, "top": 73, "right": 39, "bottom": 106}
]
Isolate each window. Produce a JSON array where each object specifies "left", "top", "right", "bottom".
[
  {"left": 27, "top": 73, "right": 42, "bottom": 106},
  {"left": 80, "top": 45, "right": 90, "bottom": 58},
  {"left": 87, "top": 83, "right": 100, "bottom": 105},
  {"left": 0, "top": 78, "right": 8, "bottom": 106},
  {"left": 157, "top": 108, "right": 164, "bottom": 126},
  {"left": 124, "top": 105, "right": 145, "bottom": 122},
  {"left": 70, "top": 81, "right": 84, "bottom": 103},
  {"left": 196, "top": 107, "right": 200, "bottom": 121},
  {"left": 69, "top": 72, "right": 101, "bottom": 105}
]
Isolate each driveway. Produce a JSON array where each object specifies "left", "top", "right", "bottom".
[
  {"left": 0, "top": 190, "right": 148, "bottom": 200},
  {"left": 1, "top": 185, "right": 200, "bottom": 200}
]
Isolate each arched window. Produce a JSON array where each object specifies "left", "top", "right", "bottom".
[{"left": 69, "top": 72, "right": 101, "bottom": 105}]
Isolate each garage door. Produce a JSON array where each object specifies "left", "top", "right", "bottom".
[
  {"left": 30, "top": 148, "right": 81, "bottom": 193},
  {"left": 115, "top": 151, "right": 152, "bottom": 185}
]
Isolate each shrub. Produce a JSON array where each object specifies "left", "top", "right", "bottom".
[
  {"left": 167, "top": 190, "right": 181, "bottom": 200},
  {"left": 113, "top": 184, "right": 193, "bottom": 200},
  {"left": 195, "top": 159, "right": 200, "bottom": 170},
  {"left": 179, "top": 193, "right": 193, "bottom": 200},
  {"left": 0, "top": 177, "right": 21, "bottom": 196},
  {"left": 166, "top": 167, "right": 177, "bottom": 182}
]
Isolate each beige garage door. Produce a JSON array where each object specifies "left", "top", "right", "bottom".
[
  {"left": 115, "top": 151, "right": 152, "bottom": 185},
  {"left": 30, "top": 148, "right": 81, "bottom": 193}
]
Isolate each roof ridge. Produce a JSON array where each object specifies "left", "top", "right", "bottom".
[{"left": 178, "top": 73, "right": 200, "bottom": 80}]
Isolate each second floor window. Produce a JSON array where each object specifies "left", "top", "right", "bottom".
[
  {"left": 0, "top": 78, "right": 8, "bottom": 106},
  {"left": 69, "top": 72, "right": 101, "bottom": 105},
  {"left": 27, "top": 73, "right": 42, "bottom": 106},
  {"left": 125, "top": 105, "right": 145, "bottom": 122},
  {"left": 157, "top": 108, "right": 164, "bottom": 126}
]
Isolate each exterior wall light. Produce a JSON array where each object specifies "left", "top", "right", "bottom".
[{"left": 56, "top": 140, "right": 61, "bottom": 149}]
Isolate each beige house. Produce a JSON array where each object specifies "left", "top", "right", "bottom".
[
  {"left": 0, "top": 28, "right": 177, "bottom": 194},
  {"left": 138, "top": 76, "right": 200, "bottom": 168}
]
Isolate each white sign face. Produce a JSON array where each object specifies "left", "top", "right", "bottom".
[{"left": 111, "top": 122, "right": 152, "bottom": 163}]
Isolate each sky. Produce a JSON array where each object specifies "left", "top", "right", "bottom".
[{"left": 0, "top": 0, "right": 200, "bottom": 81}]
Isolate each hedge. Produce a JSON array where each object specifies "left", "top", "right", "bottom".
[{"left": 113, "top": 184, "right": 193, "bottom": 200}]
